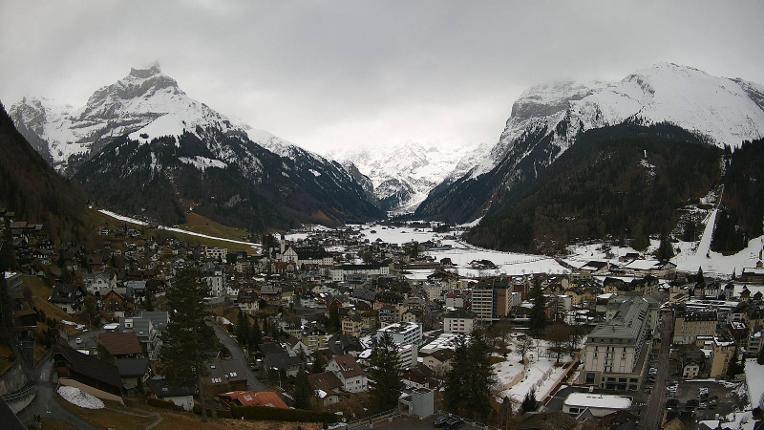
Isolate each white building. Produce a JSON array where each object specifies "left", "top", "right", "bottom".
[
  {"left": 579, "top": 298, "right": 650, "bottom": 391},
  {"left": 204, "top": 246, "right": 227, "bottom": 262},
  {"left": 470, "top": 287, "right": 494, "bottom": 321},
  {"left": 377, "top": 322, "right": 422, "bottom": 346},
  {"left": 83, "top": 272, "right": 116, "bottom": 295},
  {"left": 562, "top": 393, "right": 632, "bottom": 417},
  {"left": 397, "top": 343, "right": 419, "bottom": 369},
  {"left": 443, "top": 309, "right": 476, "bottom": 334},
  {"left": 204, "top": 272, "right": 225, "bottom": 297},
  {"left": 326, "top": 355, "right": 368, "bottom": 393}
]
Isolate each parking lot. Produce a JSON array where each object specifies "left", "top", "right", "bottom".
[{"left": 665, "top": 379, "right": 745, "bottom": 420}]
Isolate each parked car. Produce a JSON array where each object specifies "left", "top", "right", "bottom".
[
  {"left": 446, "top": 418, "right": 464, "bottom": 430},
  {"left": 75, "top": 337, "right": 83, "bottom": 345},
  {"left": 433, "top": 414, "right": 450, "bottom": 428}
]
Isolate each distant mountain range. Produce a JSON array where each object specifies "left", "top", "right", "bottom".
[
  {"left": 10, "top": 64, "right": 382, "bottom": 232},
  {"left": 6, "top": 62, "right": 764, "bottom": 255},
  {"left": 329, "top": 143, "right": 480, "bottom": 213}
]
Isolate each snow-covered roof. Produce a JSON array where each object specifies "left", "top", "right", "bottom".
[{"left": 563, "top": 392, "right": 631, "bottom": 410}]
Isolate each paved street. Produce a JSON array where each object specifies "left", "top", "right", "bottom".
[
  {"left": 210, "top": 323, "right": 270, "bottom": 392},
  {"left": 16, "top": 358, "right": 99, "bottom": 430},
  {"left": 640, "top": 313, "right": 673, "bottom": 430}
]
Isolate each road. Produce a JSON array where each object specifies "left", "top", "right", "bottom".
[
  {"left": 210, "top": 323, "right": 269, "bottom": 391},
  {"left": 16, "top": 358, "right": 99, "bottom": 430},
  {"left": 640, "top": 312, "right": 673, "bottom": 430}
]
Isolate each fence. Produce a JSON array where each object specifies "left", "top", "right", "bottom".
[{"left": 344, "top": 408, "right": 400, "bottom": 429}]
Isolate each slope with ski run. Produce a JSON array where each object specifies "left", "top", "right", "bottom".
[{"left": 98, "top": 209, "right": 261, "bottom": 251}]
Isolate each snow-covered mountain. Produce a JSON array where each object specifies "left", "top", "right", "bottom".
[
  {"left": 10, "top": 64, "right": 382, "bottom": 229},
  {"left": 329, "top": 142, "right": 477, "bottom": 213},
  {"left": 417, "top": 63, "right": 764, "bottom": 223}
]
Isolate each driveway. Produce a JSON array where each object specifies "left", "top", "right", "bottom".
[
  {"left": 210, "top": 323, "right": 269, "bottom": 391},
  {"left": 16, "top": 358, "right": 99, "bottom": 430}
]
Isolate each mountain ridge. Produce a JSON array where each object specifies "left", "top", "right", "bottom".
[
  {"left": 10, "top": 64, "right": 383, "bottom": 232},
  {"left": 416, "top": 63, "right": 764, "bottom": 224}
]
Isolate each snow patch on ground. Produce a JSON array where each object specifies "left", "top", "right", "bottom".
[
  {"left": 57, "top": 386, "right": 104, "bottom": 409},
  {"left": 178, "top": 156, "right": 228, "bottom": 171}
]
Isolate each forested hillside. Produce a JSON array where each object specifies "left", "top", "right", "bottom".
[
  {"left": 467, "top": 124, "right": 723, "bottom": 254},
  {"left": 712, "top": 138, "right": 764, "bottom": 255},
  {"left": 0, "top": 102, "right": 89, "bottom": 243}
]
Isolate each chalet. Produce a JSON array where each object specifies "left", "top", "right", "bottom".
[
  {"left": 307, "top": 372, "right": 342, "bottom": 406},
  {"left": 49, "top": 283, "right": 84, "bottom": 314},
  {"left": 98, "top": 332, "right": 144, "bottom": 358},
  {"left": 53, "top": 344, "right": 123, "bottom": 403},
  {"left": 260, "top": 342, "right": 302, "bottom": 377},
  {"left": 740, "top": 262, "right": 764, "bottom": 284},
  {"left": 207, "top": 358, "right": 248, "bottom": 395},
  {"left": 326, "top": 355, "right": 368, "bottom": 393},
  {"left": 237, "top": 288, "right": 260, "bottom": 315},
  {"left": 83, "top": 272, "right": 117, "bottom": 295},
  {"left": 101, "top": 289, "right": 128, "bottom": 313},
  {"left": 120, "top": 316, "right": 160, "bottom": 359},
  {"left": 147, "top": 379, "right": 194, "bottom": 411},
  {"left": 114, "top": 358, "right": 150, "bottom": 392}
]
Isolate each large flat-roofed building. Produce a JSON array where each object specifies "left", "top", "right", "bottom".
[
  {"left": 562, "top": 392, "right": 632, "bottom": 417},
  {"left": 377, "top": 322, "right": 422, "bottom": 346},
  {"left": 672, "top": 308, "right": 717, "bottom": 345},
  {"left": 443, "top": 309, "right": 476, "bottom": 334},
  {"left": 580, "top": 298, "right": 650, "bottom": 391},
  {"left": 470, "top": 287, "right": 494, "bottom": 321}
]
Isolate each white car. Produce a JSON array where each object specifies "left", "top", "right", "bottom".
[{"left": 75, "top": 337, "right": 83, "bottom": 345}]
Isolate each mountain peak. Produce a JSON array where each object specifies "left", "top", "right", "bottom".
[{"left": 128, "top": 62, "right": 162, "bottom": 79}]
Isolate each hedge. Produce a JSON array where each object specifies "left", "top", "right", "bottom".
[
  {"left": 147, "top": 398, "right": 183, "bottom": 411},
  {"left": 229, "top": 405, "right": 338, "bottom": 423}
]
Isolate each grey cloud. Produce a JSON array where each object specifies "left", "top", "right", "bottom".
[{"left": 1, "top": 0, "right": 763, "bottom": 152}]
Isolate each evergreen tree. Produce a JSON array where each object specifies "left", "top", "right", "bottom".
[
  {"left": 463, "top": 331, "right": 494, "bottom": 420},
  {"left": 144, "top": 286, "right": 154, "bottom": 311},
  {"left": 159, "top": 269, "right": 218, "bottom": 418},
  {"left": 327, "top": 306, "right": 341, "bottom": 333},
  {"left": 368, "top": 332, "right": 403, "bottom": 411},
  {"left": 444, "top": 336, "right": 468, "bottom": 413},
  {"left": 444, "top": 331, "right": 495, "bottom": 421},
  {"left": 249, "top": 317, "right": 262, "bottom": 349},
  {"left": 529, "top": 279, "right": 547, "bottom": 334},
  {"left": 236, "top": 309, "right": 250, "bottom": 347},
  {"left": 293, "top": 371, "right": 312, "bottom": 410},
  {"left": 521, "top": 389, "right": 539, "bottom": 413},
  {"left": 310, "top": 351, "right": 326, "bottom": 374},
  {"left": 657, "top": 231, "right": 674, "bottom": 261}
]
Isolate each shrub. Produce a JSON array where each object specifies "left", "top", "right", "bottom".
[{"left": 229, "top": 405, "right": 338, "bottom": 423}]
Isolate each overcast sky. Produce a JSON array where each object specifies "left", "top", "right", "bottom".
[{"left": 2, "top": 0, "right": 763, "bottom": 153}]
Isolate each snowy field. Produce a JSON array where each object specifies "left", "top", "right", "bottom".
[
  {"left": 745, "top": 359, "right": 764, "bottom": 409},
  {"left": 492, "top": 336, "right": 572, "bottom": 408},
  {"left": 354, "top": 224, "right": 569, "bottom": 276}
]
